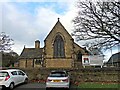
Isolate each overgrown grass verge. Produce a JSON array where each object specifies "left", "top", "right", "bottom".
[{"left": 78, "top": 82, "right": 120, "bottom": 88}]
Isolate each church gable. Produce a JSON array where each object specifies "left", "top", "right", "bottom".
[
  {"left": 45, "top": 18, "right": 73, "bottom": 42},
  {"left": 44, "top": 19, "right": 75, "bottom": 68},
  {"left": 44, "top": 19, "right": 74, "bottom": 59}
]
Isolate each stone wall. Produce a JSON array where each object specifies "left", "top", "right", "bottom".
[
  {"left": 19, "top": 59, "right": 43, "bottom": 68},
  {"left": 26, "top": 59, "right": 33, "bottom": 68},
  {"left": 19, "top": 59, "right": 26, "bottom": 68},
  {"left": 19, "top": 68, "right": 120, "bottom": 83},
  {"left": 45, "top": 59, "right": 74, "bottom": 68}
]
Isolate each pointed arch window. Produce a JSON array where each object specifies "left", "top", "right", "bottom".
[{"left": 54, "top": 35, "right": 65, "bottom": 58}]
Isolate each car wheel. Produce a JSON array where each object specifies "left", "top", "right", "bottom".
[
  {"left": 2, "top": 85, "right": 6, "bottom": 89},
  {"left": 67, "top": 88, "right": 70, "bottom": 90},
  {"left": 9, "top": 83, "right": 14, "bottom": 90},
  {"left": 24, "top": 78, "right": 28, "bottom": 84},
  {"left": 46, "top": 87, "right": 50, "bottom": 90}
]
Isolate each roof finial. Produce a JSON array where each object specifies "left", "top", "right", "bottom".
[
  {"left": 24, "top": 45, "right": 26, "bottom": 49},
  {"left": 58, "top": 18, "right": 60, "bottom": 21}
]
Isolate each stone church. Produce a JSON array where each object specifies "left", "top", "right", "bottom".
[{"left": 19, "top": 18, "right": 89, "bottom": 68}]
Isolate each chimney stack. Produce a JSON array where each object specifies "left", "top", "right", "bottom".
[{"left": 35, "top": 40, "right": 40, "bottom": 48}]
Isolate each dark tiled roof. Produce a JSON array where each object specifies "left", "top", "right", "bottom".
[
  {"left": 74, "top": 43, "right": 90, "bottom": 54},
  {"left": 19, "top": 48, "right": 43, "bottom": 59},
  {"left": 107, "top": 52, "right": 120, "bottom": 64}
]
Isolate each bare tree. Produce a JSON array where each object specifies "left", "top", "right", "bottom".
[
  {"left": 0, "top": 32, "right": 14, "bottom": 52},
  {"left": 72, "top": 1, "right": 120, "bottom": 50}
]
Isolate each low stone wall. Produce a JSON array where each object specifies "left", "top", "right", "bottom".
[
  {"left": 20, "top": 67, "right": 120, "bottom": 84},
  {"left": 70, "top": 70, "right": 119, "bottom": 84}
]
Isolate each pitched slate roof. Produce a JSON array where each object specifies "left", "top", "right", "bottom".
[
  {"left": 107, "top": 52, "right": 120, "bottom": 64},
  {"left": 74, "top": 43, "right": 89, "bottom": 54},
  {"left": 19, "top": 48, "right": 43, "bottom": 59}
]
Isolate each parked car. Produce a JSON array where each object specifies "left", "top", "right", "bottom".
[
  {"left": 46, "top": 70, "right": 70, "bottom": 89},
  {"left": 0, "top": 69, "right": 28, "bottom": 89}
]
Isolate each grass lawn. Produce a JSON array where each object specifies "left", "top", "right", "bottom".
[{"left": 78, "top": 82, "right": 120, "bottom": 88}]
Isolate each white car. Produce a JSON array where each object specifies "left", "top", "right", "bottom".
[
  {"left": 0, "top": 69, "right": 28, "bottom": 89},
  {"left": 46, "top": 70, "right": 70, "bottom": 89}
]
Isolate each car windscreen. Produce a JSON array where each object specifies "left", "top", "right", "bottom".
[
  {"left": 0, "top": 72, "right": 9, "bottom": 77},
  {"left": 49, "top": 72, "right": 67, "bottom": 77}
]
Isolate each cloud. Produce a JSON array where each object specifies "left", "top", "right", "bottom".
[
  {"left": 61, "top": 1, "right": 78, "bottom": 34},
  {"left": 2, "top": 2, "right": 76, "bottom": 55},
  {"left": 0, "top": 0, "right": 76, "bottom": 3},
  {"left": 3, "top": 3, "right": 35, "bottom": 43},
  {"left": 0, "top": 3, "right": 3, "bottom": 32}
]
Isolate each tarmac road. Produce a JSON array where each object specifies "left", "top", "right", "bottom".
[
  {"left": 0, "top": 82, "right": 78, "bottom": 90},
  {"left": 0, "top": 83, "right": 46, "bottom": 90},
  {"left": 15, "top": 83, "right": 46, "bottom": 90},
  {"left": 13, "top": 83, "right": 78, "bottom": 90}
]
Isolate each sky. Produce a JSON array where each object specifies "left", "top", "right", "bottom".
[{"left": 0, "top": 0, "right": 119, "bottom": 62}]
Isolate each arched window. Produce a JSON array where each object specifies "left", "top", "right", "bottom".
[
  {"left": 77, "top": 51, "right": 82, "bottom": 62},
  {"left": 54, "top": 35, "right": 65, "bottom": 58}
]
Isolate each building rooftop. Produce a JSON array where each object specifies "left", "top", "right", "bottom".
[
  {"left": 19, "top": 48, "right": 43, "bottom": 59},
  {"left": 107, "top": 52, "right": 120, "bottom": 64}
]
